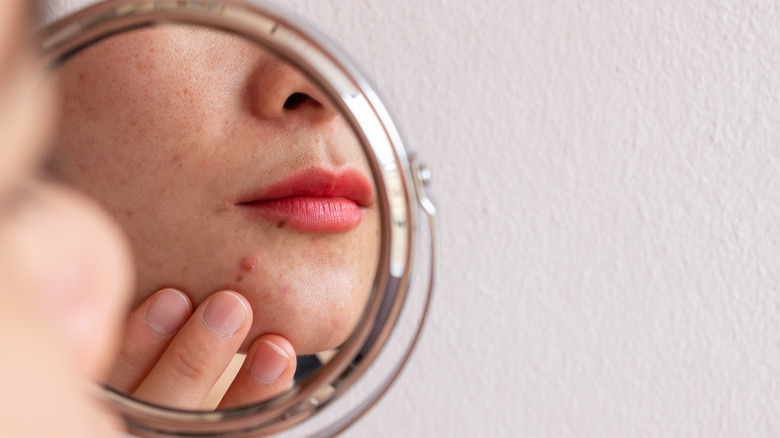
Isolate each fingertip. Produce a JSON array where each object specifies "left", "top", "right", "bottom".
[
  {"left": 247, "top": 335, "right": 296, "bottom": 384},
  {"left": 257, "top": 334, "right": 296, "bottom": 364},
  {"left": 202, "top": 291, "right": 251, "bottom": 336},
  {"left": 211, "top": 290, "right": 252, "bottom": 315},
  {"left": 143, "top": 288, "right": 192, "bottom": 336}
]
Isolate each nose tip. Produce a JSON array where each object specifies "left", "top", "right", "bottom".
[{"left": 248, "top": 58, "right": 340, "bottom": 123}]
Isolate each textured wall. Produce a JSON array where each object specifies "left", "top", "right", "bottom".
[
  {"left": 281, "top": 1, "right": 780, "bottom": 437},
  {"left": 41, "top": 0, "right": 780, "bottom": 436}
]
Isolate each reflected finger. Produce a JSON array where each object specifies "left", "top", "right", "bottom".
[
  {"left": 132, "top": 291, "right": 252, "bottom": 409},
  {"left": 218, "top": 334, "right": 296, "bottom": 409},
  {"left": 108, "top": 288, "right": 192, "bottom": 392}
]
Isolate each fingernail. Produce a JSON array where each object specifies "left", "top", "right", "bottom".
[
  {"left": 250, "top": 340, "right": 290, "bottom": 383},
  {"left": 144, "top": 288, "right": 190, "bottom": 336},
  {"left": 202, "top": 291, "right": 247, "bottom": 336}
]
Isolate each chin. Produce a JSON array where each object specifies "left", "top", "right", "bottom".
[{"left": 242, "top": 304, "right": 363, "bottom": 356}]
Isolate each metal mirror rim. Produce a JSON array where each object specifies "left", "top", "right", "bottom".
[{"left": 37, "top": 0, "right": 432, "bottom": 436}]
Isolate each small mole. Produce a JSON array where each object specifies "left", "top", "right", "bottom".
[
  {"left": 236, "top": 275, "right": 244, "bottom": 282},
  {"left": 276, "top": 220, "right": 286, "bottom": 228},
  {"left": 241, "top": 256, "right": 259, "bottom": 272}
]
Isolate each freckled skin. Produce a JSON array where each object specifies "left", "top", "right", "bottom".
[{"left": 47, "top": 25, "right": 380, "bottom": 354}]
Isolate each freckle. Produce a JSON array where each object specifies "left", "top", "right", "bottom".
[
  {"left": 276, "top": 220, "right": 286, "bottom": 228},
  {"left": 236, "top": 275, "right": 244, "bottom": 282},
  {"left": 241, "top": 256, "right": 258, "bottom": 272}
]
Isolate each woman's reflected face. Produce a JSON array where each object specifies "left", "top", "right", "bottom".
[{"left": 48, "top": 26, "right": 380, "bottom": 355}]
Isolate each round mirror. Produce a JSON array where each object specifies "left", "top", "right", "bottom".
[
  {"left": 48, "top": 21, "right": 379, "bottom": 410},
  {"left": 37, "top": 0, "right": 436, "bottom": 436}
]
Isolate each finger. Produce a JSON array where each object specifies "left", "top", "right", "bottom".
[
  {"left": 132, "top": 290, "right": 252, "bottom": 409},
  {"left": 218, "top": 334, "right": 297, "bottom": 409},
  {"left": 108, "top": 288, "right": 192, "bottom": 392}
]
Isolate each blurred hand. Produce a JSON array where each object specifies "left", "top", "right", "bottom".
[{"left": 0, "top": 184, "right": 134, "bottom": 436}]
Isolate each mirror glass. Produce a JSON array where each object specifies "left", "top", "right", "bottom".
[{"left": 43, "top": 23, "right": 380, "bottom": 411}]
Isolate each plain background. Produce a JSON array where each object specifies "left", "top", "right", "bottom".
[
  {"left": 43, "top": 0, "right": 780, "bottom": 436},
  {"left": 279, "top": 1, "right": 780, "bottom": 437}
]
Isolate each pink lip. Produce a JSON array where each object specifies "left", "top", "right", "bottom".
[{"left": 236, "top": 168, "right": 373, "bottom": 232}]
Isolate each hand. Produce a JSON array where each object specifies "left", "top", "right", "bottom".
[
  {"left": 0, "top": 184, "right": 134, "bottom": 436},
  {"left": 108, "top": 288, "right": 297, "bottom": 410}
]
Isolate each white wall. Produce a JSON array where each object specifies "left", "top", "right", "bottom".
[
  {"left": 280, "top": 1, "right": 780, "bottom": 437},
  {"left": 41, "top": 0, "right": 780, "bottom": 436}
]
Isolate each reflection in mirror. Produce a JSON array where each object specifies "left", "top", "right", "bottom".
[{"left": 44, "top": 24, "right": 380, "bottom": 410}]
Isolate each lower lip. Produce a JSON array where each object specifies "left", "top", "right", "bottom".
[{"left": 240, "top": 197, "right": 363, "bottom": 232}]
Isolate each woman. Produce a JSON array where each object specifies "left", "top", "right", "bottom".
[{"left": 46, "top": 24, "right": 380, "bottom": 408}]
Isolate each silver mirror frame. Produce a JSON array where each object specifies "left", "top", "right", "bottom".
[{"left": 37, "top": 1, "right": 437, "bottom": 436}]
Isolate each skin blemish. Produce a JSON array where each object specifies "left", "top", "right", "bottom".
[
  {"left": 241, "top": 256, "right": 259, "bottom": 273},
  {"left": 236, "top": 275, "right": 244, "bottom": 282},
  {"left": 276, "top": 220, "right": 286, "bottom": 228}
]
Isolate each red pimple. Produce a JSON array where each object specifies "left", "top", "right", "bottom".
[{"left": 241, "top": 256, "right": 259, "bottom": 272}]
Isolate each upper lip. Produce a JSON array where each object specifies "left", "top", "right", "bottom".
[{"left": 236, "top": 167, "right": 374, "bottom": 207}]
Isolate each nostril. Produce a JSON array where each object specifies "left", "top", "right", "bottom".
[{"left": 283, "top": 92, "right": 309, "bottom": 110}]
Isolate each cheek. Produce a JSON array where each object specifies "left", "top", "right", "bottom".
[
  {"left": 54, "top": 32, "right": 236, "bottom": 170},
  {"left": 51, "top": 58, "right": 235, "bottom": 227}
]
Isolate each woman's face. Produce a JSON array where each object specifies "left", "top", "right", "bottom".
[{"left": 48, "top": 26, "right": 380, "bottom": 355}]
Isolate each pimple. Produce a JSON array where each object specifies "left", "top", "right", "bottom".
[{"left": 241, "top": 256, "right": 259, "bottom": 272}]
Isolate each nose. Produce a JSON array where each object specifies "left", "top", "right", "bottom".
[{"left": 247, "top": 57, "right": 340, "bottom": 124}]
